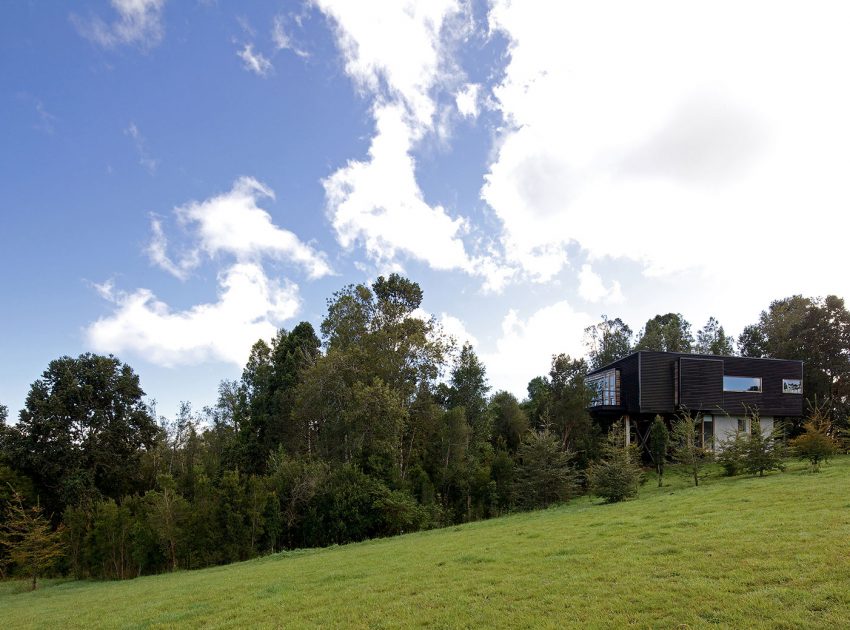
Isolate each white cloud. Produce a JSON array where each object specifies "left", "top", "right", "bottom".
[
  {"left": 272, "top": 15, "right": 309, "bottom": 57},
  {"left": 483, "top": 0, "right": 850, "bottom": 305},
  {"left": 482, "top": 301, "right": 595, "bottom": 397},
  {"left": 146, "top": 217, "right": 199, "bottom": 280},
  {"left": 316, "top": 0, "right": 512, "bottom": 290},
  {"left": 314, "top": 0, "right": 464, "bottom": 127},
  {"left": 72, "top": 0, "right": 166, "bottom": 49},
  {"left": 578, "top": 264, "right": 624, "bottom": 304},
  {"left": 323, "top": 104, "right": 472, "bottom": 272},
  {"left": 237, "top": 43, "right": 273, "bottom": 77},
  {"left": 439, "top": 312, "right": 479, "bottom": 348},
  {"left": 125, "top": 122, "right": 158, "bottom": 174},
  {"left": 455, "top": 83, "right": 480, "bottom": 119},
  {"left": 87, "top": 263, "right": 299, "bottom": 367},
  {"left": 151, "top": 177, "right": 332, "bottom": 280}
]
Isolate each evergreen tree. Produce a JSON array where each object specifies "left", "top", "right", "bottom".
[
  {"left": 790, "top": 407, "right": 838, "bottom": 471},
  {"left": 672, "top": 410, "right": 710, "bottom": 486},
  {"left": 513, "top": 430, "right": 577, "bottom": 510},
  {"left": 0, "top": 489, "right": 65, "bottom": 590},
  {"left": 587, "top": 422, "right": 643, "bottom": 503},
  {"left": 743, "top": 414, "right": 785, "bottom": 477},
  {"left": 695, "top": 317, "right": 735, "bottom": 355}
]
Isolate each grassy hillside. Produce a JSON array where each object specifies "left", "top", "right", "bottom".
[{"left": 2, "top": 458, "right": 850, "bottom": 629}]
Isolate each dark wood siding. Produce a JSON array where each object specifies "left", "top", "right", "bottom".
[
  {"left": 639, "top": 352, "right": 677, "bottom": 413},
  {"left": 619, "top": 354, "right": 640, "bottom": 413},
  {"left": 679, "top": 357, "right": 723, "bottom": 411},
  {"left": 721, "top": 356, "right": 803, "bottom": 417}
]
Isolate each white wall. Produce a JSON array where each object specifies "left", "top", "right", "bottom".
[{"left": 712, "top": 415, "right": 774, "bottom": 450}]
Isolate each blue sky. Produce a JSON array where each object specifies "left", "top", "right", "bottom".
[{"left": 3, "top": 1, "right": 850, "bottom": 421}]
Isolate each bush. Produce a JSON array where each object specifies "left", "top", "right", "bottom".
[
  {"left": 588, "top": 423, "right": 643, "bottom": 503},
  {"left": 716, "top": 430, "right": 748, "bottom": 476},
  {"left": 513, "top": 429, "right": 577, "bottom": 510},
  {"left": 743, "top": 415, "right": 785, "bottom": 477},
  {"left": 790, "top": 412, "right": 838, "bottom": 472}
]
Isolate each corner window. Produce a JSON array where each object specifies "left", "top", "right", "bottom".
[
  {"left": 723, "top": 376, "right": 762, "bottom": 393},
  {"left": 586, "top": 369, "right": 618, "bottom": 407},
  {"left": 783, "top": 379, "right": 802, "bottom": 394}
]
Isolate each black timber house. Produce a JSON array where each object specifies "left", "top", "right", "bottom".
[{"left": 585, "top": 351, "right": 804, "bottom": 451}]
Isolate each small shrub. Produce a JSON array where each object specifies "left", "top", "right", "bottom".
[
  {"left": 648, "top": 415, "right": 669, "bottom": 487},
  {"left": 790, "top": 411, "right": 838, "bottom": 472},
  {"left": 716, "top": 430, "right": 748, "bottom": 476},
  {"left": 588, "top": 422, "right": 643, "bottom": 503},
  {"left": 743, "top": 414, "right": 786, "bottom": 477},
  {"left": 672, "top": 410, "right": 712, "bottom": 486}
]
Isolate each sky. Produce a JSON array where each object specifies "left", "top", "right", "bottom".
[{"left": 2, "top": 0, "right": 850, "bottom": 421}]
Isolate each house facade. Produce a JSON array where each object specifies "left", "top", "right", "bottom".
[{"left": 585, "top": 351, "right": 804, "bottom": 451}]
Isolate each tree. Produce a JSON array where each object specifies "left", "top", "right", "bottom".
[
  {"left": 790, "top": 407, "right": 838, "bottom": 471},
  {"left": 145, "top": 474, "right": 188, "bottom": 571},
  {"left": 671, "top": 410, "right": 710, "bottom": 486},
  {"left": 737, "top": 295, "right": 850, "bottom": 426},
  {"left": 584, "top": 315, "right": 633, "bottom": 369},
  {"left": 635, "top": 313, "right": 694, "bottom": 353},
  {"left": 547, "top": 354, "right": 595, "bottom": 459},
  {"left": 0, "top": 489, "right": 65, "bottom": 590},
  {"left": 695, "top": 317, "right": 735, "bottom": 355},
  {"left": 648, "top": 416, "right": 669, "bottom": 487},
  {"left": 441, "top": 343, "right": 490, "bottom": 446},
  {"left": 489, "top": 391, "right": 528, "bottom": 453},
  {"left": 743, "top": 414, "right": 785, "bottom": 477},
  {"left": 513, "top": 430, "right": 577, "bottom": 509},
  {"left": 587, "top": 422, "right": 643, "bottom": 502},
  {"left": 2, "top": 354, "right": 159, "bottom": 518},
  {"left": 716, "top": 429, "right": 748, "bottom": 476}
]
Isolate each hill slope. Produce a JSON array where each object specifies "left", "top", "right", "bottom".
[{"left": 2, "top": 459, "right": 850, "bottom": 628}]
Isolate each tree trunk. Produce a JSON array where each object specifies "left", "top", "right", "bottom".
[{"left": 31, "top": 573, "right": 37, "bottom": 591}]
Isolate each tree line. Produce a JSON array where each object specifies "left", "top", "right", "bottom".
[{"left": 1, "top": 277, "right": 848, "bottom": 586}]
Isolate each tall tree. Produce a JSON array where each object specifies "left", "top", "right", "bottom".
[
  {"left": 547, "top": 354, "right": 595, "bottom": 462},
  {"left": 489, "top": 391, "right": 529, "bottom": 453},
  {"left": 738, "top": 295, "right": 850, "bottom": 424},
  {"left": 635, "top": 313, "right": 694, "bottom": 353},
  {"left": 442, "top": 343, "right": 490, "bottom": 446},
  {"left": 584, "top": 315, "right": 633, "bottom": 369},
  {"left": 695, "top": 317, "right": 735, "bottom": 355},
  {"left": 2, "top": 354, "right": 159, "bottom": 517},
  {"left": 513, "top": 430, "right": 576, "bottom": 510}
]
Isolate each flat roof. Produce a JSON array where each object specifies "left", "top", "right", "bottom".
[{"left": 586, "top": 350, "right": 803, "bottom": 377}]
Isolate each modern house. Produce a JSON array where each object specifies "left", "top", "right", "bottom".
[{"left": 585, "top": 351, "right": 804, "bottom": 451}]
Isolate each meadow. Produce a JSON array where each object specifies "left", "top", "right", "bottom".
[{"left": 2, "top": 457, "right": 849, "bottom": 629}]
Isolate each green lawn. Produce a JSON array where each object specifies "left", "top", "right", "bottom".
[{"left": 2, "top": 458, "right": 850, "bottom": 629}]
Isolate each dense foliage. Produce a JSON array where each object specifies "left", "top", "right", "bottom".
[{"left": 1, "top": 281, "right": 848, "bottom": 583}]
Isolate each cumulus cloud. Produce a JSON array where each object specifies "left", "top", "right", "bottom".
[
  {"left": 88, "top": 263, "right": 299, "bottom": 367},
  {"left": 482, "top": 0, "right": 850, "bottom": 308},
  {"left": 482, "top": 301, "right": 595, "bottom": 397},
  {"left": 150, "top": 177, "right": 332, "bottom": 280},
  {"left": 237, "top": 43, "right": 273, "bottom": 77},
  {"left": 323, "top": 104, "right": 472, "bottom": 272},
  {"left": 578, "top": 264, "right": 624, "bottom": 304},
  {"left": 315, "top": 0, "right": 511, "bottom": 290},
  {"left": 72, "top": 0, "right": 166, "bottom": 49}
]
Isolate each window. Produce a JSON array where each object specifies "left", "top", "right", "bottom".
[
  {"left": 737, "top": 417, "right": 750, "bottom": 433},
  {"left": 783, "top": 379, "right": 802, "bottom": 394},
  {"left": 723, "top": 376, "right": 762, "bottom": 392},
  {"left": 703, "top": 417, "right": 714, "bottom": 450},
  {"left": 586, "top": 369, "right": 618, "bottom": 407}
]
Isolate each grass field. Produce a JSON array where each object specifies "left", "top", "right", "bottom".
[{"left": 2, "top": 458, "right": 849, "bottom": 628}]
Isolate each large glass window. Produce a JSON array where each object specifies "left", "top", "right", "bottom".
[
  {"left": 586, "top": 369, "right": 618, "bottom": 406},
  {"left": 723, "top": 376, "right": 762, "bottom": 392},
  {"left": 783, "top": 379, "right": 802, "bottom": 394}
]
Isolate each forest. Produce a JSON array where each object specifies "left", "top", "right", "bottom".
[{"left": 1, "top": 275, "right": 849, "bottom": 583}]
